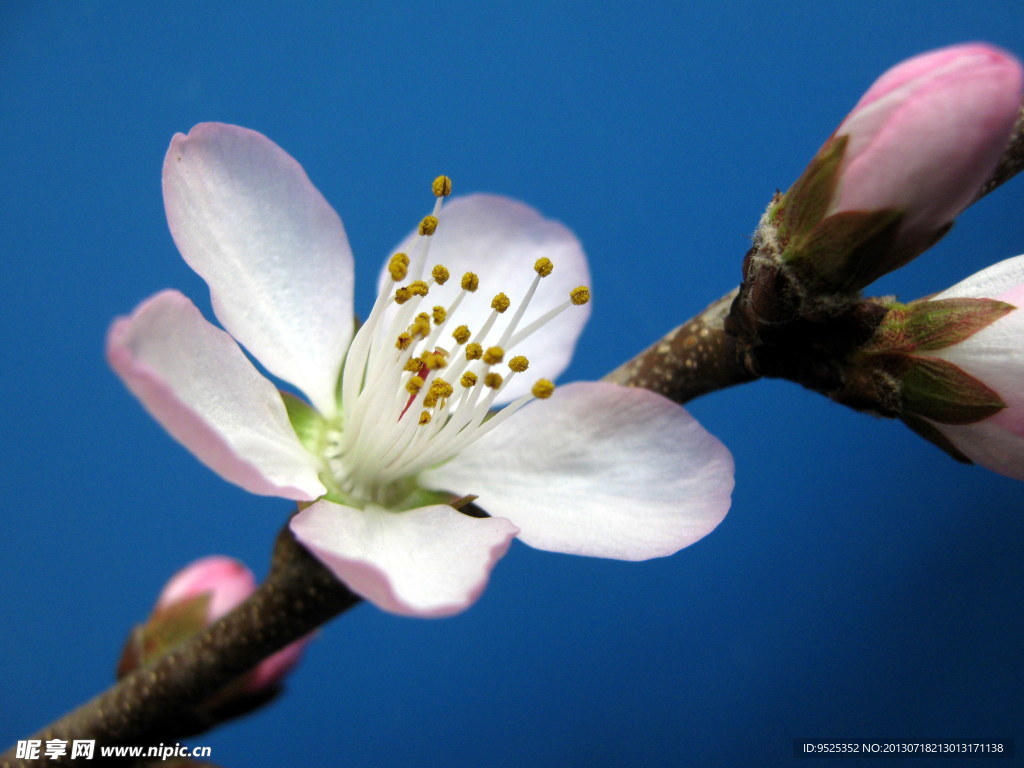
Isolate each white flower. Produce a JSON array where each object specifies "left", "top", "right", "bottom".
[
  {"left": 917, "top": 254, "right": 1024, "bottom": 480},
  {"left": 108, "top": 123, "right": 734, "bottom": 617}
]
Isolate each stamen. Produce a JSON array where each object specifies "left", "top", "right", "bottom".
[
  {"left": 491, "top": 293, "right": 511, "bottom": 313},
  {"left": 495, "top": 259, "right": 552, "bottom": 350},
  {"left": 419, "top": 216, "right": 439, "bottom": 236},
  {"left": 532, "top": 379, "right": 555, "bottom": 399},
  {"left": 431, "top": 265, "right": 450, "bottom": 285},
  {"left": 422, "top": 350, "right": 448, "bottom": 370},
  {"left": 326, "top": 174, "right": 574, "bottom": 504},
  {"left": 506, "top": 292, "right": 589, "bottom": 349},
  {"left": 430, "top": 379, "right": 454, "bottom": 399},
  {"left": 432, "top": 175, "right": 452, "bottom": 197},
  {"left": 388, "top": 253, "right": 410, "bottom": 281},
  {"left": 508, "top": 355, "right": 529, "bottom": 372}
]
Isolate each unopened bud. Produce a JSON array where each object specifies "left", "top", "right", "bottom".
[
  {"left": 894, "top": 254, "right": 1024, "bottom": 480},
  {"left": 775, "top": 44, "right": 1023, "bottom": 294},
  {"left": 118, "top": 556, "right": 311, "bottom": 720}
]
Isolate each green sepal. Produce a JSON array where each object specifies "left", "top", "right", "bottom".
[
  {"left": 901, "top": 356, "right": 1006, "bottom": 425},
  {"left": 903, "top": 298, "right": 1014, "bottom": 351},
  {"left": 784, "top": 207, "right": 904, "bottom": 293},
  {"left": 778, "top": 135, "right": 848, "bottom": 240},
  {"left": 117, "top": 594, "right": 212, "bottom": 678},
  {"left": 280, "top": 390, "right": 326, "bottom": 455},
  {"left": 900, "top": 413, "right": 973, "bottom": 465}
]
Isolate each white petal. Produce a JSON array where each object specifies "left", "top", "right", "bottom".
[
  {"left": 922, "top": 296, "right": 1024, "bottom": 482},
  {"left": 926, "top": 308, "right": 1024, "bottom": 401},
  {"left": 421, "top": 381, "right": 734, "bottom": 560},
  {"left": 381, "top": 194, "right": 591, "bottom": 403},
  {"left": 107, "top": 290, "right": 326, "bottom": 500},
  {"left": 934, "top": 254, "right": 1024, "bottom": 300},
  {"left": 163, "top": 123, "right": 354, "bottom": 417},
  {"left": 933, "top": 418, "right": 1024, "bottom": 481},
  {"left": 289, "top": 500, "right": 518, "bottom": 617}
]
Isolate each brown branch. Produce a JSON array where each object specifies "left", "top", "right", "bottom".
[{"left": 603, "top": 288, "right": 756, "bottom": 403}]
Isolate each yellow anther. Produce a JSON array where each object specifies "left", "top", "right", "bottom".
[
  {"left": 532, "top": 379, "right": 555, "bottom": 399},
  {"left": 508, "top": 355, "right": 529, "bottom": 373},
  {"left": 570, "top": 286, "right": 591, "bottom": 306},
  {"left": 465, "top": 343, "right": 483, "bottom": 361},
  {"left": 483, "top": 346, "right": 505, "bottom": 365},
  {"left": 452, "top": 325, "right": 471, "bottom": 344},
  {"left": 395, "top": 332, "right": 413, "bottom": 350},
  {"left": 432, "top": 305, "right": 447, "bottom": 325},
  {"left": 432, "top": 175, "right": 453, "bottom": 197},
  {"left": 431, "top": 265, "right": 450, "bottom": 285},
  {"left": 406, "top": 312, "right": 431, "bottom": 338},
  {"left": 429, "top": 379, "right": 454, "bottom": 399},
  {"left": 460, "top": 371, "right": 478, "bottom": 388},
  {"left": 388, "top": 252, "right": 410, "bottom": 281},
  {"left": 422, "top": 351, "right": 448, "bottom": 370},
  {"left": 394, "top": 286, "right": 412, "bottom": 305},
  {"left": 419, "top": 215, "right": 439, "bottom": 236},
  {"left": 404, "top": 357, "right": 424, "bottom": 373},
  {"left": 534, "top": 257, "right": 554, "bottom": 277},
  {"left": 406, "top": 376, "right": 425, "bottom": 394},
  {"left": 485, "top": 372, "right": 504, "bottom": 389},
  {"left": 461, "top": 272, "right": 480, "bottom": 292},
  {"left": 409, "top": 280, "right": 430, "bottom": 297},
  {"left": 491, "top": 293, "right": 511, "bottom": 313},
  {"left": 418, "top": 410, "right": 432, "bottom": 425},
  {"left": 424, "top": 378, "right": 453, "bottom": 407}
]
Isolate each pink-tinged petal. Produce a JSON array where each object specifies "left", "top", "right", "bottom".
[
  {"left": 163, "top": 123, "right": 354, "bottom": 417},
  {"left": 834, "top": 44, "right": 1023, "bottom": 238},
  {"left": 421, "top": 381, "right": 734, "bottom": 560},
  {"left": 933, "top": 418, "right": 1024, "bottom": 482},
  {"left": 921, "top": 257, "right": 1024, "bottom": 480},
  {"left": 107, "top": 290, "right": 326, "bottom": 500},
  {"left": 290, "top": 500, "right": 518, "bottom": 617},
  {"left": 249, "top": 634, "right": 311, "bottom": 693},
  {"left": 934, "top": 254, "right": 1024, "bottom": 301},
  {"left": 156, "top": 556, "right": 255, "bottom": 621},
  {"left": 382, "top": 194, "right": 591, "bottom": 403},
  {"left": 854, "top": 45, "right": 1002, "bottom": 109}
]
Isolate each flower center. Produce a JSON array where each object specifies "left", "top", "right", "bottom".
[{"left": 323, "top": 177, "right": 589, "bottom": 507}]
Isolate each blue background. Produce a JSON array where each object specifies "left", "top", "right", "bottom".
[{"left": 2, "top": 2, "right": 1023, "bottom": 766}]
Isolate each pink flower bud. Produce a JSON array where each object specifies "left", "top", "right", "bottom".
[
  {"left": 122, "top": 556, "right": 310, "bottom": 698},
  {"left": 909, "top": 255, "right": 1024, "bottom": 481},
  {"left": 778, "top": 44, "right": 1023, "bottom": 293},
  {"left": 833, "top": 44, "right": 1022, "bottom": 248},
  {"left": 156, "top": 555, "right": 254, "bottom": 622}
]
